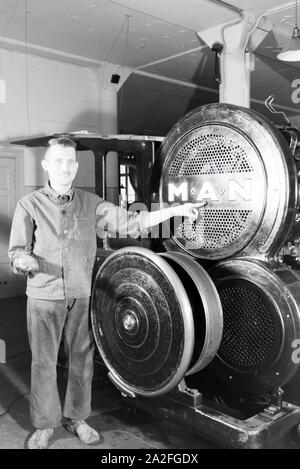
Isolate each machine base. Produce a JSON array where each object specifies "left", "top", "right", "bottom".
[{"left": 123, "top": 384, "right": 300, "bottom": 449}]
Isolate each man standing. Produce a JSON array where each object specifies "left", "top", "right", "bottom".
[{"left": 8, "top": 137, "right": 203, "bottom": 449}]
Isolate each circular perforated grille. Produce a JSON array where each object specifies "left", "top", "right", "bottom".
[
  {"left": 176, "top": 209, "right": 252, "bottom": 250},
  {"left": 217, "top": 281, "right": 280, "bottom": 371},
  {"left": 169, "top": 134, "right": 254, "bottom": 176},
  {"left": 160, "top": 124, "right": 266, "bottom": 258}
]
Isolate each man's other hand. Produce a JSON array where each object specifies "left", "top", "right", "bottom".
[{"left": 16, "top": 254, "right": 39, "bottom": 273}]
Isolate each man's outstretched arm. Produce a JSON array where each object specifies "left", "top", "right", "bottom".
[
  {"left": 96, "top": 200, "right": 206, "bottom": 239},
  {"left": 141, "top": 202, "right": 206, "bottom": 231}
]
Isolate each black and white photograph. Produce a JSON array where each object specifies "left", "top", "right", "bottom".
[{"left": 1, "top": 0, "right": 300, "bottom": 452}]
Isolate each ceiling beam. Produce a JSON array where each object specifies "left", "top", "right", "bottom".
[
  {"left": 134, "top": 69, "right": 213, "bottom": 91},
  {"left": 136, "top": 45, "right": 207, "bottom": 70},
  {"left": 0, "top": 36, "right": 102, "bottom": 68}
]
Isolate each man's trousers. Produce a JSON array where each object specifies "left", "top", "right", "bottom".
[{"left": 26, "top": 297, "right": 95, "bottom": 429}]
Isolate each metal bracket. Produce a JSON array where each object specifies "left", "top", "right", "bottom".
[
  {"left": 271, "top": 387, "right": 284, "bottom": 409},
  {"left": 166, "top": 379, "right": 204, "bottom": 409},
  {"left": 211, "top": 42, "right": 224, "bottom": 84},
  {"left": 265, "top": 95, "right": 291, "bottom": 126}
]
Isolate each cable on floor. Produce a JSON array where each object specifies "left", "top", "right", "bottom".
[{"left": 0, "top": 393, "right": 30, "bottom": 418}]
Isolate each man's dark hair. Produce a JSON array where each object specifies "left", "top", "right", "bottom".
[{"left": 47, "top": 136, "right": 77, "bottom": 149}]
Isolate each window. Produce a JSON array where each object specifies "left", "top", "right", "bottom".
[{"left": 119, "top": 155, "right": 136, "bottom": 208}]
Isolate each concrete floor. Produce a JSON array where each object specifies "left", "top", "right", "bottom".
[{"left": 0, "top": 297, "right": 216, "bottom": 450}]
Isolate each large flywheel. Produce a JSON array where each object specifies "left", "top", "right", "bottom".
[
  {"left": 91, "top": 247, "right": 223, "bottom": 397},
  {"left": 161, "top": 251, "right": 223, "bottom": 375},
  {"left": 91, "top": 247, "right": 194, "bottom": 396}
]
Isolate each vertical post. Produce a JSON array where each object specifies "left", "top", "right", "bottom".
[
  {"left": 219, "top": 18, "right": 255, "bottom": 107},
  {"left": 0, "top": 339, "right": 6, "bottom": 364},
  {"left": 95, "top": 63, "right": 131, "bottom": 205},
  {"left": 93, "top": 150, "right": 105, "bottom": 199},
  {"left": 198, "top": 13, "right": 263, "bottom": 108},
  {"left": 0, "top": 79, "right": 6, "bottom": 104},
  {"left": 135, "top": 141, "right": 155, "bottom": 209}
]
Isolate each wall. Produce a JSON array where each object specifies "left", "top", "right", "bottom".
[
  {"left": 0, "top": 49, "right": 99, "bottom": 194},
  {"left": 119, "top": 72, "right": 218, "bottom": 136},
  {"left": 0, "top": 49, "right": 219, "bottom": 191}
]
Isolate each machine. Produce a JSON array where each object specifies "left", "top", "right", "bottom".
[{"left": 14, "top": 103, "right": 300, "bottom": 448}]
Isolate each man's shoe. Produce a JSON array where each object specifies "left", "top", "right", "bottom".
[
  {"left": 27, "top": 428, "right": 54, "bottom": 449},
  {"left": 66, "top": 420, "right": 103, "bottom": 446}
]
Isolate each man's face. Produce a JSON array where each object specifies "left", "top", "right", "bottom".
[{"left": 42, "top": 145, "right": 79, "bottom": 186}]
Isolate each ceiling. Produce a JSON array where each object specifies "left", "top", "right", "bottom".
[{"left": 0, "top": 0, "right": 300, "bottom": 123}]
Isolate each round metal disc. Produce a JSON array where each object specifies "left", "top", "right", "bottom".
[
  {"left": 210, "top": 259, "right": 300, "bottom": 394},
  {"left": 91, "top": 247, "right": 195, "bottom": 396},
  {"left": 151, "top": 103, "right": 296, "bottom": 260},
  {"left": 160, "top": 252, "right": 223, "bottom": 374},
  {"left": 160, "top": 124, "right": 266, "bottom": 258}
]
